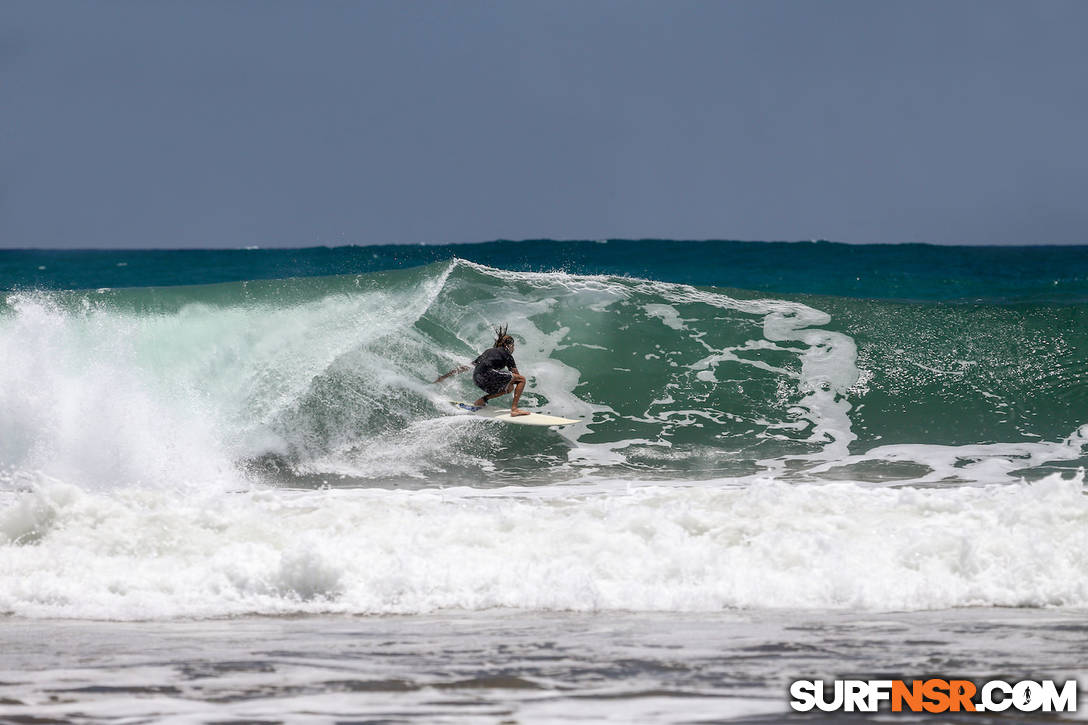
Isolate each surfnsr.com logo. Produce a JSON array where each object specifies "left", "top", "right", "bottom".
[{"left": 790, "top": 679, "right": 1078, "bottom": 714}]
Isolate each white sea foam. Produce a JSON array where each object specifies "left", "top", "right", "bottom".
[
  {"left": 806, "top": 424, "right": 1088, "bottom": 482},
  {"left": 1, "top": 471, "right": 1085, "bottom": 619},
  {"left": 0, "top": 266, "right": 453, "bottom": 489}
]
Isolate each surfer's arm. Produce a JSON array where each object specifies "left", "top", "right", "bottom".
[{"left": 433, "top": 365, "right": 470, "bottom": 383}]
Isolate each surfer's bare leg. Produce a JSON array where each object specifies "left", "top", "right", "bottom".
[
  {"left": 475, "top": 373, "right": 527, "bottom": 413},
  {"left": 474, "top": 389, "right": 508, "bottom": 407},
  {"left": 509, "top": 374, "right": 529, "bottom": 416}
]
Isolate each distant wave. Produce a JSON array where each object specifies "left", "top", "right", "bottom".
[{"left": 4, "top": 240, "right": 1088, "bottom": 301}]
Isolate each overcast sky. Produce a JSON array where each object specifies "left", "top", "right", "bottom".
[{"left": 2, "top": 0, "right": 1086, "bottom": 248}]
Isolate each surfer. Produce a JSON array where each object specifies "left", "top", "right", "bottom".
[{"left": 434, "top": 324, "right": 530, "bottom": 416}]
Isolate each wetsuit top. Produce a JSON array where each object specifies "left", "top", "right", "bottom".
[{"left": 473, "top": 347, "right": 517, "bottom": 372}]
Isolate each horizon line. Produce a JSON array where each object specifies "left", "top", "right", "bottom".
[{"left": 2, "top": 237, "right": 1086, "bottom": 252}]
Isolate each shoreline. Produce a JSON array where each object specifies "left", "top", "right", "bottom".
[{"left": 2, "top": 607, "right": 1084, "bottom": 723}]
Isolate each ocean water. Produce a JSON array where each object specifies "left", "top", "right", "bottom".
[{"left": 1, "top": 240, "right": 1086, "bottom": 722}]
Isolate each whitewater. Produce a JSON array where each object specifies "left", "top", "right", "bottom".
[{"left": 1, "top": 244, "right": 1086, "bottom": 722}]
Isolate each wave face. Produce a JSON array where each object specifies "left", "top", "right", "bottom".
[{"left": 2, "top": 255, "right": 1087, "bottom": 618}]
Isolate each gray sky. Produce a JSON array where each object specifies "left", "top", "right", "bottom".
[{"left": 2, "top": 0, "right": 1086, "bottom": 248}]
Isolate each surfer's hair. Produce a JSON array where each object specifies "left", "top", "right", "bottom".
[{"left": 493, "top": 324, "right": 514, "bottom": 348}]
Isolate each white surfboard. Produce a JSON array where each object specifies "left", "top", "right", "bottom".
[{"left": 450, "top": 401, "right": 579, "bottom": 426}]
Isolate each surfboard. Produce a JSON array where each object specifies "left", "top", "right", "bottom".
[{"left": 449, "top": 401, "right": 579, "bottom": 426}]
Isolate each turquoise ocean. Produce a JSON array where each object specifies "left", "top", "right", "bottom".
[{"left": 1, "top": 240, "right": 1086, "bottom": 722}]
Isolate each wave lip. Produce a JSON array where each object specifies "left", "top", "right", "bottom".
[{"left": 2, "top": 472, "right": 1086, "bottom": 619}]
